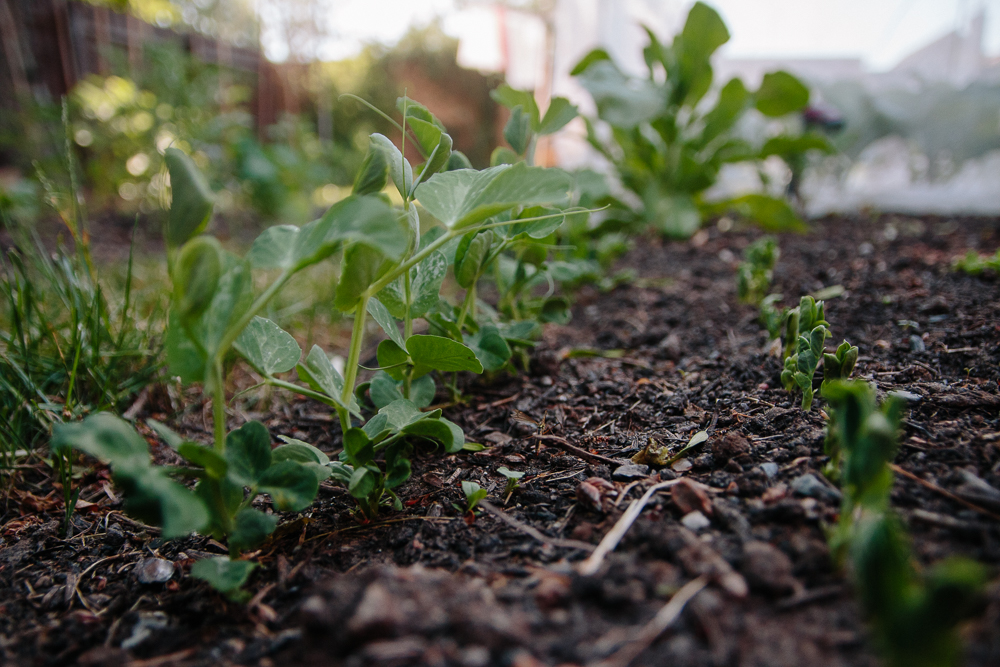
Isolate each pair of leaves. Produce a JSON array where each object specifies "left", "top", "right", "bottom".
[{"left": 491, "top": 85, "right": 579, "bottom": 138}]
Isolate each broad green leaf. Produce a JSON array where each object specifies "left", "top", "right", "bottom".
[
  {"left": 507, "top": 206, "right": 565, "bottom": 239},
  {"left": 228, "top": 508, "right": 277, "bottom": 553},
  {"left": 384, "top": 449, "right": 412, "bottom": 489},
  {"left": 446, "top": 151, "right": 472, "bottom": 171},
  {"left": 570, "top": 48, "right": 612, "bottom": 76},
  {"left": 50, "top": 413, "right": 149, "bottom": 475},
  {"left": 538, "top": 97, "right": 578, "bottom": 135},
  {"left": 410, "top": 375, "right": 436, "bottom": 409},
  {"left": 397, "top": 96, "right": 445, "bottom": 130},
  {"left": 370, "top": 133, "right": 413, "bottom": 200},
  {"left": 348, "top": 466, "right": 375, "bottom": 499},
  {"left": 194, "top": 476, "right": 242, "bottom": 539},
  {"left": 755, "top": 71, "right": 809, "bottom": 117},
  {"left": 455, "top": 231, "right": 493, "bottom": 288},
  {"left": 164, "top": 147, "right": 214, "bottom": 246},
  {"left": 376, "top": 340, "right": 409, "bottom": 382},
  {"left": 333, "top": 244, "right": 390, "bottom": 312},
  {"left": 344, "top": 428, "right": 375, "bottom": 466},
  {"left": 165, "top": 310, "right": 208, "bottom": 384},
  {"left": 177, "top": 442, "right": 228, "bottom": 479},
  {"left": 296, "top": 345, "right": 357, "bottom": 414},
  {"left": 415, "top": 162, "right": 572, "bottom": 229},
  {"left": 675, "top": 2, "right": 728, "bottom": 105},
  {"left": 491, "top": 146, "right": 520, "bottom": 167},
  {"left": 370, "top": 371, "right": 404, "bottom": 408},
  {"left": 224, "top": 421, "right": 272, "bottom": 486},
  {"left": 234, "top": 316, "right": 301, "bottom": 377},
  {"left": 402, "top": 417, "right": 463, "bottom": 454},
  {"left": 420, "top": 130, "right": 454, "bottom": 179},
  {"left": 407, "top": 335, "right": 484, "bottom": 377},
  {"left": 375, "top": 252, "right": 447, "bottom": 320},
  {"left": 720, "top": 194, "right": 806, "bottom": 233},
  {"left": 367, "top": 298, "right": 407, "bottom": 349},
  {"left": 258, "top": 460, "right": 319, "bottom": 512},
  {"left": 248, "top": 195, "right": 405, "bottom": 271},
  {"left": 462, "top": 480, "right": 488, "bottom": 508},
  {"left": 378, "top": 399, "right": 437, "bottom": 430},
  {"left": 465, "top": 325, "right": 512, "bottom": 372},
  {"left": 700, "top": 78, "right": 749, "bottom": 145},
  {"left": 117, "top": 467, "right": 209, "bottom": 539},
  {"left": 540, "top": 296, "right": 572, "bottom": 324},
  {"left": 406, "top": 116, "right": 442, "bottom": 156},
  {"left": 191, "top": 557, "right": 256, "bottom": 594},
  {"left": 504, "top": 106, "right": 533, "bottom": 155},
  {"left": 173, "top": 236, "right": 221, "bottom": 324},
  {"left": 576, "top": 61, "right": 663, "bottom": 129},
  {"left": 273, "top": 439, "right": 331, "bottom": 483},
  {"left": 352, "top": 142, "right": 389, "bottom": 195},
  {"left": 490, "top": 84, "right": 539, "bottom": 126},
  {"left": 646, "top": 192, "right": 701, "bottom": 239}
]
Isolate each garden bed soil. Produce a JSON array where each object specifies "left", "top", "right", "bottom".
[{"left": 2, "top": 213, "right": 1000, "bottom": 667}]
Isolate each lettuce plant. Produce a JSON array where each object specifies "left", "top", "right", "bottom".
[
  {"left": 571, "top": 2, "right": 823, "bottom": 238},
  {"left": 823, "top": 381, "right": 985, "bottom": 667}
]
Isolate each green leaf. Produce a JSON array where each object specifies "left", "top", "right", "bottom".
[
  {"left": 465, "top": 324, "right": 512, "bottom": 372},
  {"left": 538, "top": 97, "right": 578, "bottom": 135},
  {"left": 224, "top": 421, "right": 272, "bottom": 486},
  {"left": 575, "top": 61, "right": 663, "bottom": 129},
  {"left": 490, "top": 85, "right": 539, "bottom": 126},
  {"left": 191, "top": 557, "right": 257, "bottom": 594},
  {"left": 507, "top": 206, "right": 565, "bottom": 239},
  {"left": 406, "top": 116, "right": 443, "bottom": 156},
  {"left": 343, "top": 428, "right": 375, "bottom": 466},
  {"left": 272, "top": 439, "right": 331, "bottom": 483},
  {"left": 384, "top": 448, "right": 412, "bottom": 489},
  {"left": 296, "top": 345, "right": 357, "bottom": 414},
  {"left": 177, "top": 442, "right": 228, "bottom": 479},
  {"left": 718, "top": 194, "right": 806, "bottom": 233},
  {"left": 248, "top": 195, "right": 405, "bottom": 271},
  {"left": 571, "top": 48, "right": 612, "bottom": 76},
  {"left": 455, "top": 231, "right": 493, "bottom": 288},
  {"left": 50, "top": 413, "right": 149, "bottom": 475},
  {"left": 173, "top": 236, "right": 221, "bottom": 324},
  {"left": 146, "top": 419, "right": 183, "bottom": 451},
  {"left": 410, "top": 375, "right": 436, "bottom": 409},
  {"left": 352, "top": 141, "right": 389, "bottom": 195},
  {"left": 228, "top": 508, "right": 277, "bottom": 553},
  {"left": 491, "top": 146, "right": 520, "bottom": 167},
  {"left": 234, "top": 316, "right": 301, "bottom": 377},
  {"left": 755, "top": 71, "right": 809, "bottom": 117},
  {"left": 117, "top": 467, "right": 209, "bottom": 539},
  {"left": 407, "top": 335, "right": 484, "bottom": 377},
  {"left": 759, "top": 133, "right": 834, "bottom": 158},
  {"left": 367, "top": 298, "right": 407, "bottom": 349},
  {"left": 258, "top": 460, "right": 319, "bottom": 512},
  {"left": 646, "top": 192, "right": 701, "bottom": 239},
  {"left": 415, "top": 162, "right": 572, "bottom": 229},
  {"left": 370, "top": 370, "right": 405, "bottom": 408},
  {"left": 376, "top": 340, "right": 409, "bottom": 382},
  {"left": 462, "top": 480, "right": 488, "bottom": 509},
  {"left": 700, "top": 78, "right": 749, "bottom": 145},
  {"left": 378, "top": 399, "right": 437, "bottom": 430},
  {"left": 498, "top": 466, "right": 524, "bottom": 480},
  {"left": 540, "top": 296, "right": 572, "bottom": 324},
  {"left": 348, "top": 466, "right": 375, "bottom": 499},
  {"left": 678, "top": 2, "right": 729, "bottom": 76},
  {"left": 375, "top": 252, "right": 447, "bottom": 320},
  {"left": 504, "top": 106, "right": 534, "bottom": 155},
  {"left": 164, "top": 147, "right": 214, "bottom": 246},
  {"left": 333, "top": 244, "right": 390, "bottom": 312},
  {"left": 370, "top": 133, "right": 413, "bottom": 200},
  {"left": 446, "top": 151, "right": 472, "bottom": 171}
]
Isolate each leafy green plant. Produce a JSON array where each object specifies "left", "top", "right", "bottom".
[
  {"left": 458, "top": 480, "right": 488, "bottom": 513},
  {"left": 497, "top": 466, "right": 524, "bottom": 497},
  {"left": 780, "top": 296, "right": 830, "bottom": 410},
  {"left": 823, "top": 381, "right": 985, "bottom": 667},
  {"left": 571, "top": 2, "right": 815, "bottom": 239},
  {"left": 736, "top": 236, "right": 779, "bottom": 305},
  {"left": 823, "top": 340, "right": 859, "bottom": 384},
  {"left": 953, "top": 249, "right": 1000, "bottom": 276}
]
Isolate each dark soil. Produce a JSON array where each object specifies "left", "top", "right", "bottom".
[{"left": 2, "top": 213, "right": 1000, "bottom": 667}]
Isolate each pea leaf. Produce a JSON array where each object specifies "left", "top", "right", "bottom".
[
  {"left": 258, "top": 460, "right": 319, "bottom": 512},
  {"left": 228, "top": 508, "right": 277, "bottom": 553},
  {"left": 402, "top": 418, "right": 464, "bottom": 454},
  {"left": 370, "top": 370, "right": 404, "bottom": 408},
  {"left": 465, "top": 324, "right": 512, "bottom": 372},
  {"left": 191, "top": 557, "right": 257, "bottom": 595},
  {"left": 343, "top": 428, "right": 375, "bottom": 466},
  {"left": 272, "top": 439, "right": 331, "bottom": 483},
  {"left": 177, "top": 442, "right": 228, "bottom": 479},
  {"left": 370, "top": 133, "right": 413, "bottom": 200},
  {"left": 248, "top": 195, "right": 405, "bottom": 271},
  {"left": 164, "top": 147, "right": 214, "bottom": 246},
  {"left": 353, "top": 141, "right": 389, "bottom": 195},
  {"left": 378, "top": 399, "right": 438, "bottom": 430},
  {"left": 333, "top": 244, "right": 390, "bottom": 312},
  {"left": 50, "top": 413, "right": 149, "bottom": 475},
  {"left": 455, "top": 231, "right": 493, "bottom": 288},
  {"left": 116, "top": 467, "right": 210, "bottom": 539},
  {"left": 537, "top": 97, "right": 578, "bottom": 135},
  {"left": 296, "top": 345, "right": 359, "bottom": 415},
  {"left": 490, "top": 84, "right": 540, "bottom": 126},
  {"left": 504, "top": 106, "right": 533, "bottom": 155},
  {"left": 410, "top": 375, "right": 436, "bottom": 409},
  {"left": 700, "top": 78, "right": 749, "bottom": 145},
  {"left": 415, "top": 162, "right": 572, "bottom": 229},
  {"left": 375, "top": 251, "right": 447, "bottom": 320},
  {"left": 234, "top": 316, "right": 301, "bottom": 377},
  {"left": 575, "top": 60, "right": 663, "bottom": 129},
  {"left": 406, "top": 335, "right": 484, "bottom": 377},
  {"left": 173, "top": 236, "right": 221, "bottom": 324},
  {"left": 224, "top": 421, "right": 272, "bottom": 487},
  {"left": 367, "top": 298, "right": 406, "bottom": 349}
]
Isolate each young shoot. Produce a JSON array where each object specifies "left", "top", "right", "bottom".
[{"left": 497, "top": 466, "right": 525, "bottom": 497}]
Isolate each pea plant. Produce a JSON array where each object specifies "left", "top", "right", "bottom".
[
  {"left": 50, "top": 93, "right": 582, "bottom": 595},
  {"left": 823, "top": 381, "right": 985, "bottom": 667},
  {"left": 571, "top": 2, "right": 821, "bottom": 238},
  {"left": 736, "top": 236, "right": 779, "bottom": 306}
]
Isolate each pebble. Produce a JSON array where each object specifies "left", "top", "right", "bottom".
[
  {"left": 680, "top": 510, "right": 711, "bottom": 531},
  {"left": 892, "top": 390, "right": 922, "bottom": 402},
  {"left": 134, "top": 558, "right": 174, "bottom": 584},
  {"left": 671, "top": 459, "right": 693, "bottom": 472},
  {"left": 760, "top": 462, "right": 779, "bottom": 479},
  {"left": 612, "top": 464, "right": 649, "bottom": 481},
  {"left": 741, "top": 541, "right": 798, "bottom": 596},
  {"left": 791, "top": 473, "right": 842, "bottom": 501},
  {"left": 483, "top": 432, "right": 513, "bottom": 446},
  {"left": 910, "top": 334, "right": 926, "bottom": 352}
]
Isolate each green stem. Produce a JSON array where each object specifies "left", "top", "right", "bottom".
[
  {"left": 215, "top": 269, "right": 293, "bottom": 364},
  {"left": 364, "top": 230, "right": 456, "bottom": 299},
  {"left": 265, "top": 377, "right": 350, "bottom": 431},
  {"left": 456, "top": 282, "right": 476, "bottom": 333},
  {"left": 341, "top": 297, "right": 369, "bottom": 408},
  {"left": 403, "top": 268, "right": 413, "bottom": 340},
  {"left": 212, "top": 359, "right": 226, "bottom": 453}
]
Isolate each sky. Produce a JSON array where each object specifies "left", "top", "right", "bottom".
[{"left": 263, "top": 0, "right": 1000, "bottom": 70}]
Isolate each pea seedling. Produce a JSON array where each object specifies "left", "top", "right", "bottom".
[
  {"left": 497, "top": 466, "right": 525, "bottom": 498},
  {"left": 736, "top": 236, "right": 779, "bottom": 306},
  {"left": 458, "top": 480, "right": 488, "bottom": 513}
]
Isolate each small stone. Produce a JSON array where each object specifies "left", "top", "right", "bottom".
[
  {"left": 791, "top": 474, "right": 842, "bottom": 501},
  {"left": 760, "top": 462, "right": 779, "bottom": 479},
  {"left": 134, "top": 558, "right": 174, "bottom": 584},
  {"left": 612, "top": 464, "right": 649, "bottom": 481},
  {"left": 892, "top": 390, "right": 922, "bottom": 402},
  {"left": 712, "top": 432, "right": 750, "bottom": 464},
  {"left": 671, "top": 458, "right": 693, "bottom": 472},
  {"left": 910, "top": 335, "right": 926, "bottom": 352},
  {"left": 672, "top": 479, "right": 713, "bottom": 516},
  {"left": 348, "top": 583, "right": 405, "bottom": 636},
  {"left": 681, "top": 510, "right": 711, "bottom": 531},
  {"left": 484, "top": 431, "right": 513, "bottom": 446},
  {"left": 742, "top": 540, "right": 798, "bottom": 596}
]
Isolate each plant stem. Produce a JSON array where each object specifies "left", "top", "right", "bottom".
[
  {"left": 211, "top": 359, "right": 226, "bottom": 453},
  {"left": 341, "top": 297, "right": 369, "bottom": 408},
  {"left": 215, "top": 269, "right": 293, "bottom": 362},
  {"left": 403, "top": 268, "right": 413, "bottom": 339},
  {"left": 456, "top": 282, "right": 476, "bottom": 332},
  {"left": 266, "top": 377, "right": 351, "bottom": 432}
]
